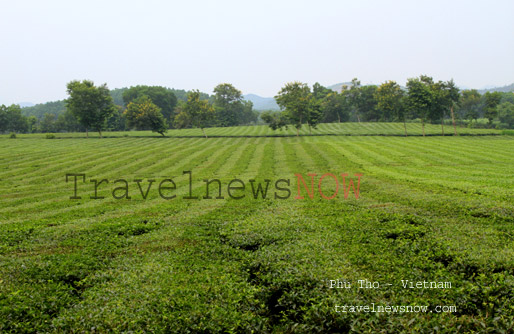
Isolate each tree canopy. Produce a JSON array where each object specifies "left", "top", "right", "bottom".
[
  {"left": 66, "top": 80, "right": 116, "bottom": 137},
  {"left": 122, "top": 86, "right": 177, "bottom": 127},
  {"left": 124, "top": 96, "right": 168, "bottom": 136}
]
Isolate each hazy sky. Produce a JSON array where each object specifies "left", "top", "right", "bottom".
[{"left": 1, "top": 0, "right": 513, "bottom": 104}]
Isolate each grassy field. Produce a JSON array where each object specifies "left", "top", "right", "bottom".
[
  {"left": 1, "top": 124, "right": 513, "bottom": 332},
  {"left": 1, "top": 122, "right": 502, "bottom": 139}
]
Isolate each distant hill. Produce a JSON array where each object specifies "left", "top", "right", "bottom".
[
  {"left": 478, "top": 83, "right": 514, "bottom": 94},
  {"left": 243, "top": 94, "right": 279, "bottom": 111},
  {"left": 21, "top": 100, "right": 67, "bottom": 119}
]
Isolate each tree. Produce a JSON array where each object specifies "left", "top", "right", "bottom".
[
  {"left": 321, "top": 92, "right": 350, "bottom": 123},
  {"left": 40, "top": 113, "right": 56, "bottom": 133},
  {"left": 106, "top": 105, "right": 126, "bottom": 132},
  {"left": 496, "top": 102, "right": 514, "bottom": 128},
  {"left": 483, "top": 91, "right": 502, "bottom": 126},
  {"left": 312, "top": 82, "right": 332, "bottom": 100},
  {"left": 0, "top": 104, "right": 28, "bottom": 133},
  {"left": 213, "top": 83, "right": 244, "bottom": 127},
  {"left": 458, "top": 89, "right": 482, "bottom": 123},
  {"left": 275, "top": 82, "right": 312, "bottom": 136},
  {"left": 444, "top": 80, "right": 460, "bottom": 135},
  {"left": 430, "top": 81, "right": 449, "bottom": 135},
  {"left": 66, "top": 80, "right": 116, "bottom": 137},
  {"left": 174, "top": 90, "right": 215, "bottom": 138},
  {"left": 406, "top": 76, "right": 433, "bottom": 137},
  {"left": 261, "top": 110, "right": 288, "bottom": 130},
  {"left": 27, "top": 116, "right": 38, "bottom": 133},
  {"left": 0, "top": 105, "right": 8, "bottom": 133},
  {"left": 122, "top": 86, "right": 177, "bottom": 127},
  {"left": 240, "top": 100, "right": 258, "bottom": 125},
  {"left": 124, "top": 96, "right": 168, "bottom": 136},
  {"left": 355, "top": 85, "right": 379, "bottom": 121},
  {"left": 375, "top": 81, "right": 407, "bottom": 135}
]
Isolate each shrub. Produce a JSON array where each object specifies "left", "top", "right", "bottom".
[
  {"left": 9, "top": 132, "right": 16, "bottom": 139},
  {"left": 46, "top": 133, "right": 56, "bottom": 139}
]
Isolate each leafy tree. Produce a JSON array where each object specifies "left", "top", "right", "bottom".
[
  {"left": 40, "top": 113, "right": 56, "bottom": 133},
  {"left": 483, "top": 91, "right": 502, "bottom": 126},
  {"left": 496, "top": 102, "right": 514, "bottom": 128},
  {"left": 27, "top": 116, "right": 38, "bottom": 133},
  {"left": 321, "top": 92, "right": 350, "bottom": 123},
  {"left": 123, "top": 86, "right": 177, "bottom": 127},
  {"left": 406, "top": 76, "right": 433, "bottom": 136},
  {"left": 375, "top": 81, "right": 407, "bottom": 135},
  {"left": 124, "top": 96, "right": 168, "bottom": 136},
  {"left": 66, "top": 80, "right": 116, "bottom": 137},
  {"left": 345, "top": 78, "right": 362, "bottom": 122},
  {"left": 307, "top": 95, "right": 324, "bottom": 133},
  {"left": 444, "top": 80, "right": 460, "bottom": 135},
  {"left": 261, "top": 110, "right": 288, "bottom": 130},
  {"left": 430, "top": 80, "right": 451, "bottom": 135},
  {"left": 213, "top": 83, "right": 244, "bottom": 127},
  {"left": 0, "top": 106, "right": 7, "bottom": 133},
  {"left": 106, "top": 105, "right": 126, "bottom": 131},
  {"left": 458, "top": 89, "right": 482, "bottom": 123},
  {"left": 55, "top": 110, "right": 84, "bottom": 132},
  {"left": 174, "top": 90, "right": 215, "bottom": 138},
  {"left": 240, "top": 100, "right": 258, "bottom": 125},
  {"left": 275, "top": 82, "right": 312, "bottom": 136},
  {"left": 312, "top": 82, "right": 332, "bottom": 100},
  {"left": 0, "top": 104, "right": 28, "bottom": 133},
  {"left": 355, "top": 85, "right": 379, "bottom": 121}
]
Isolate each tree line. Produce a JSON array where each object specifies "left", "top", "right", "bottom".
[
  {"left": 1, "top": 82, "right": 258, "bottom": 136},
  {"left": 261, "top": 76, "right": 514, "bottom": 136},
  {"left": 1, "top": 76, "right": 513, "bottom": 136}
]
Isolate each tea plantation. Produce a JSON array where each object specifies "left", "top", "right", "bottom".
[{"left": 0, "top": 123, "right": 513, "bottom": 332}]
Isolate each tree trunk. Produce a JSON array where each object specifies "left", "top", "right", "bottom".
[
  {"left": 450, "top": 106, "right": 457, "bottom": 135},
  {"left": 422, "top": 120, "right": 425, "bottom": 137},
  {"left": 308, "top": 123, "right": 312, "bottom": 135},
  {"left": 403, "top": 120, "right": 408, "bottom": 137},
  {"left": 296, "top": 127, "right": 299, "bottom": 137},
  {"left": 201, "top": 128, "right": 207, "bottom": 138},
  {"left": 441, "top": 118, "right": 444, "bottom": 136},
  {"left": 99, "top": 130, "right": 102, "bottom": 138},
  {"left": 337, "top": 113, "right": 341, "bottom": 123},
  {"left": 86, "top": 128, "right": 88, "bottom": 138}
]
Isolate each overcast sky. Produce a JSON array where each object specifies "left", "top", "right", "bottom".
[{"left": 1, "top": 0, "right": 513, "bottom": 105}]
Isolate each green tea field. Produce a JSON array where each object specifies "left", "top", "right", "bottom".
[{"left": 1, "top": 124, "right": 513, "bottom": 332}]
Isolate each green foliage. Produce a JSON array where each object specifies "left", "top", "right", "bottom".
[
  {"left": 21, "top": 100, "right": 66, "bottom": 120},
  {"left": 274, "top": 82, "right": 315, "bottom": 135},
  {"left": 496, "top": 102, "right": 514, "bottom": 128},
  {"left": 174, "top": 90, "right": 215, "bottom": 137},
  {"left": 122, "top": 86, "right": 177, "bottom": 126},
  {"left": 406, "top": 76, "right": 433, "bottom": 135},
  {"left": 0, "top": 104, "right": 29, "bottom": 133},
  {"left": 66, "top": 80, "right": 117, "bottom": 137},
  {"left": 40, "top": 113, "right": 56, "bottom": 133},
  {"left": 45, "top": 133, "right": 56, "bottom": 139},
  {"left": 261, "top": 110, "right": 288, "bottom": 130},
  {"left": 458, "top": 89, "right": 483, "bottom": 121},
  {"left": 321, "top": 92, "right": 350, "bottom": 123},
  {"left": 375, "top": 80, "right": 405, "bottom": 122},
  {"left": 213, "top": 83, "right": 244, "bottom": 127},
  {"left": 0, "top": 133, "right": 513, "bottom": 332},
  {"left": 484, "top": 91, "right": 503, "bottom": 124},
  {"left": 9, "top": 132, "right": 16, "bottom": 138},
  {"left": 124, "top": 96, "right": 168, "bottom": 136}
]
